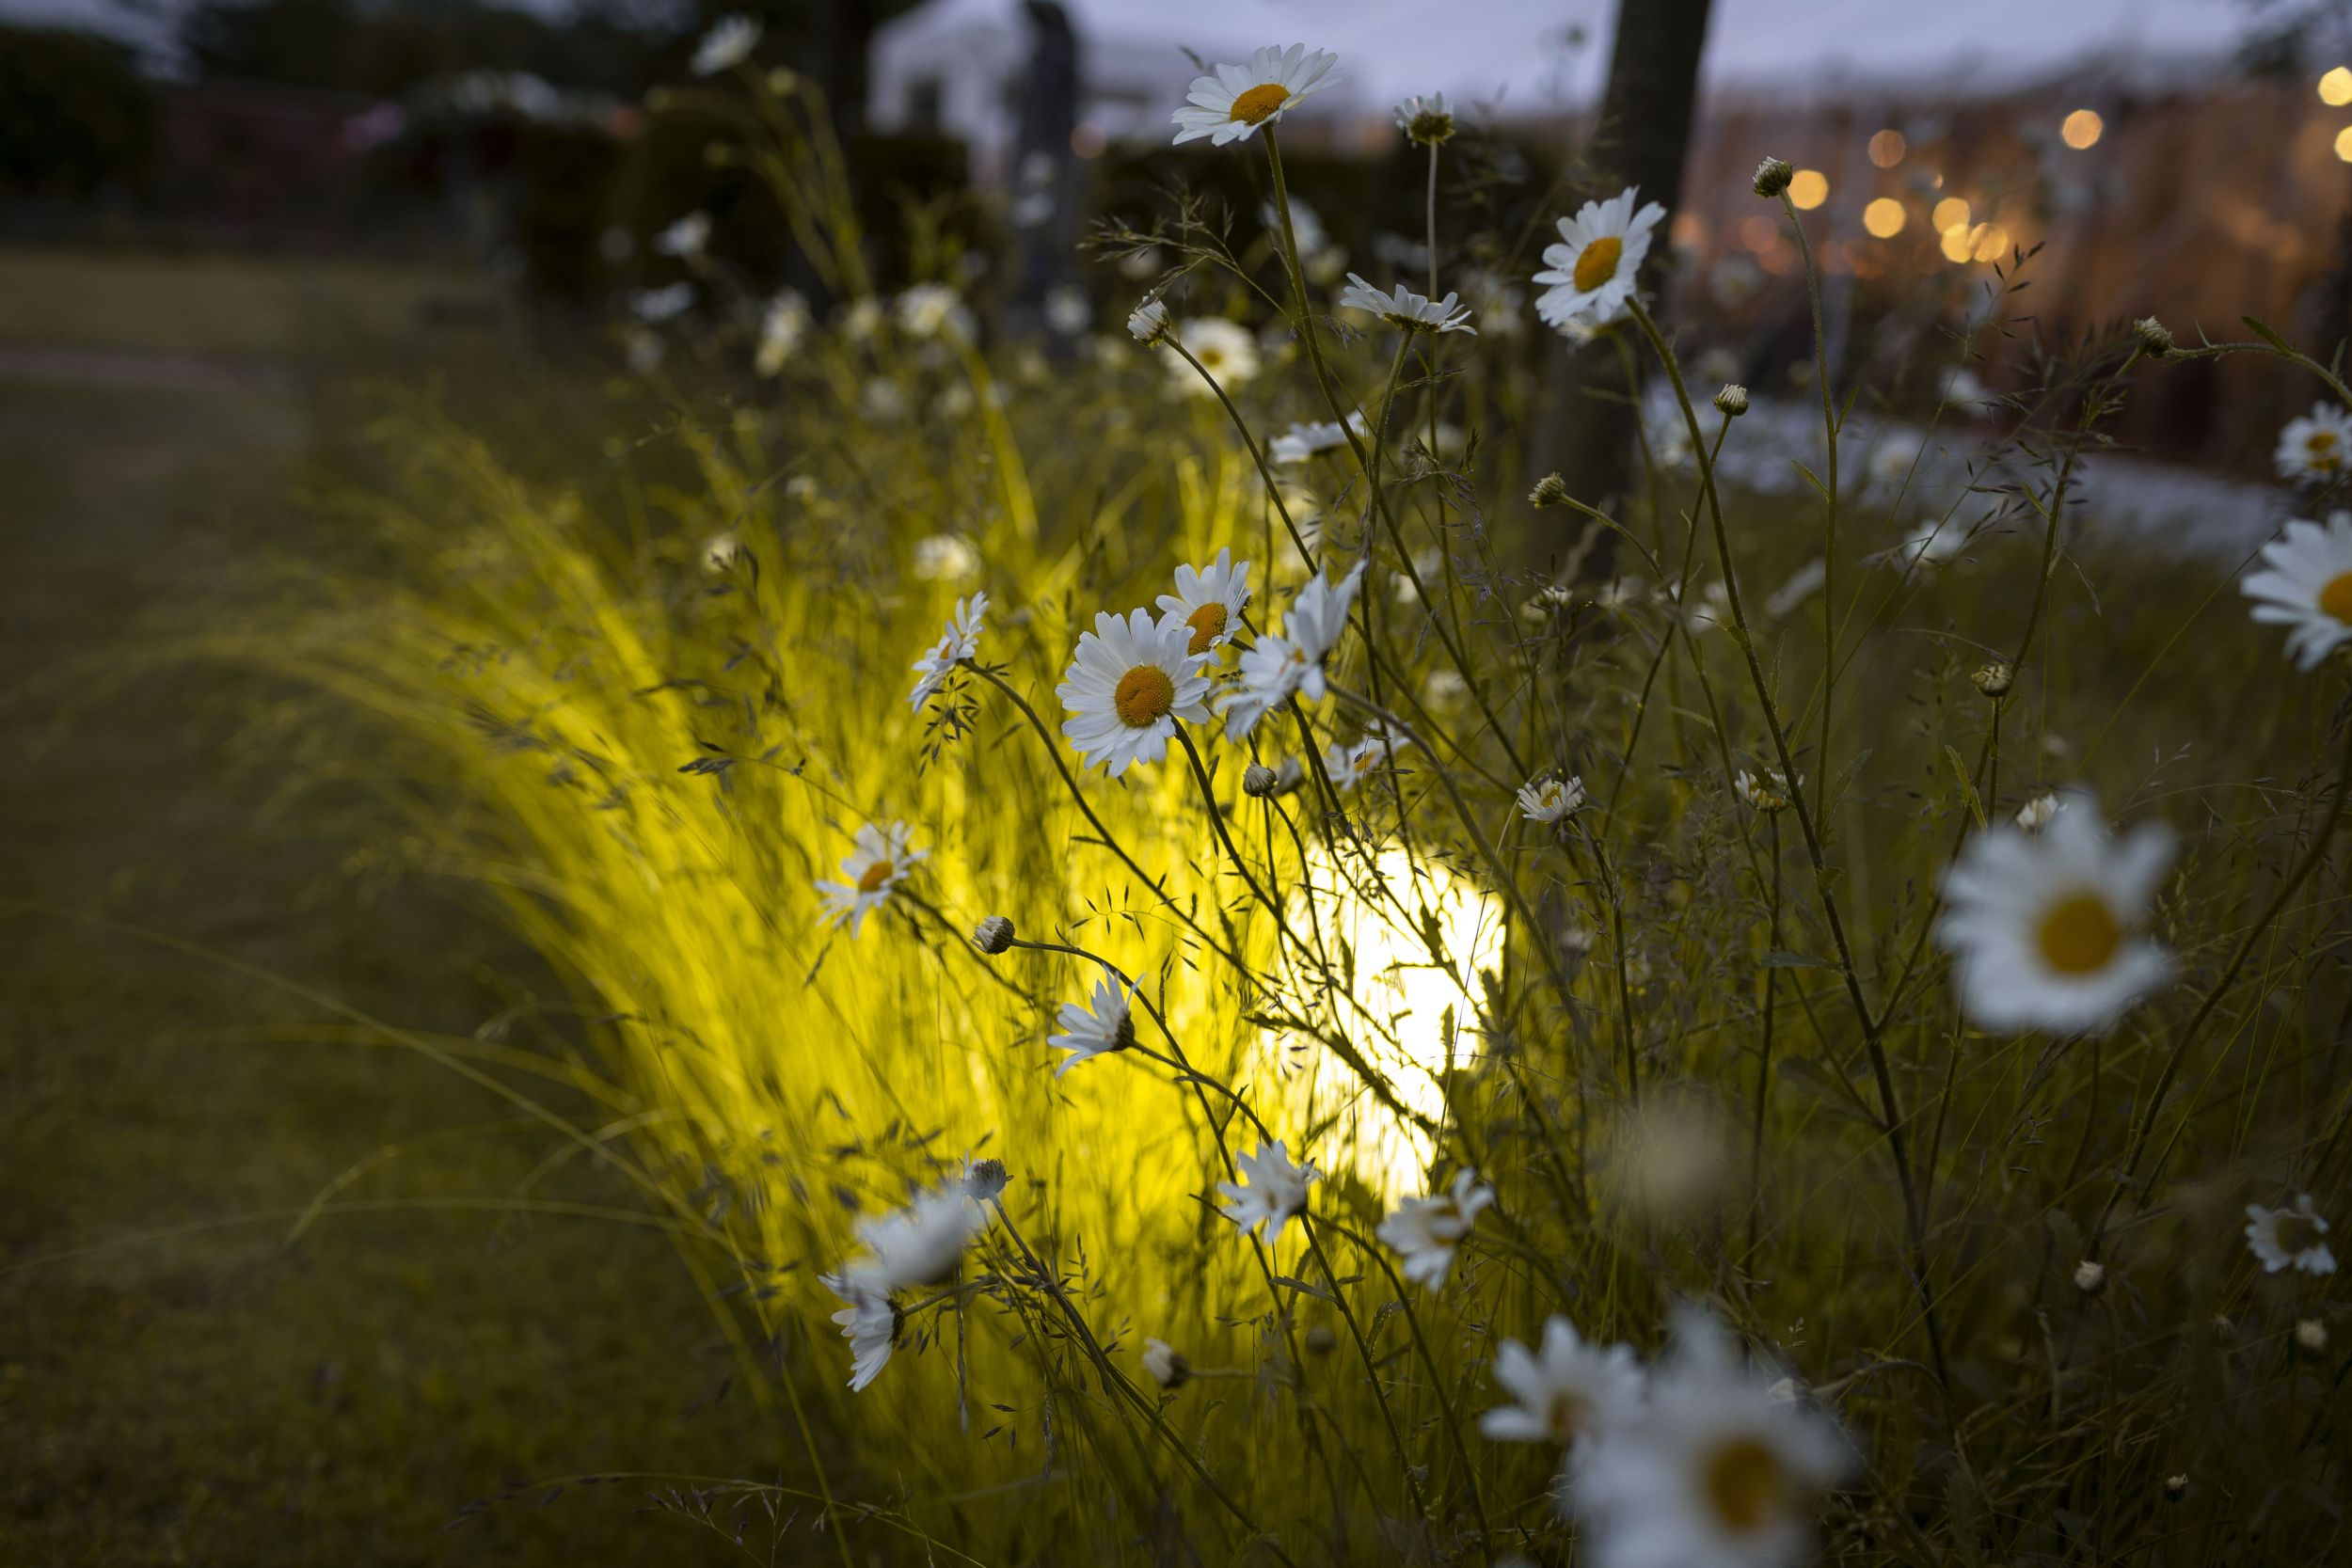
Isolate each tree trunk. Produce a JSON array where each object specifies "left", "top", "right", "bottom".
[{"left": 1543, "top": 0, "right": 1715, "bottom": 578}]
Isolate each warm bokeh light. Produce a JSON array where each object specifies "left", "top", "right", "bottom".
[
  {"left": 2338, "top": 125, "right": 2352, "bottom": 163},
  {"left": 2061, "top": 108, "right": 2104, "bottom": 150},
  {"left": 2320, "top": 67, "right": 2352, "bottom": 106},
  {"left": 1968, "top": 221, "right": 2010, "bottom": 261},
  {"left": 1868, "top": 128, "right": 1907, "bottom": 167},
  {"left": 1863, "top": 198, "right": 1907, "bottom": 238},
  {"left": 1939, "top": 225, "right": 1972, "bottom": 263},
  {"left": 1788, "top": 168, "right": 1829, "bottom": 210},
  {"left": 1931, "top": 196, "right": 1971, "bottom": 231}
]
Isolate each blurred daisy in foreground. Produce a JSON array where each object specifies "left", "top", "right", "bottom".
[
  {"left": 1217, "top": 1140, "right": 1320, "bottom": 1244},
  {"left": 1048, "top": 972, "right": 1136, "bottom": 1078},
  {"left": 1936, "top": 794, "right": 2173, "bottom": 1034},
  {"left": 653, "top": 211, "right": 710, "bottom": 259},
  {"left": 816, "top": 820, "right": 927, "bottom": 935},
  {"left": 1269, "top": 411, "right": 1367, "bottom": 464},
  {"left": 895, "top": 282, "right": 974, "bottom": 342},
  {"left": 1339, "top": 274, "right": 1476, "bottom": 335},
  {"left": 1517, "top": 775, "right": 1586, "bottom": 822},
  {"left": 1571, "top": 1307, "right": 1849, "bottom": 1568},
  {"left": 850, "top": 1181, "right": 987, "bottom": 1289},
  {"left": 1168, "top": 316, "right": 1261, "bottom": 394},
  {"left": 1534, "top": 186, "right": 1664, "bottom": 332},
  {"left": 912, "top": 532, "right": 980, "bottom": 584},
  {"left": 1219, "top": 561, "right": 1367, "bottom": 736},
  {"left": 691, "top": 14, "right": 760, "bottom": 75},
  {"left": 1478, "top": 1315, "right": 1645, "bottom": 1449},
  {"left": 821, "top": 1273, "right": 898, "bottom": 1391},
  {"left": 2274, "top": 403, "right": 2352, "bottom": 484},
  {"left": 1377, "top": 1168, "right": 1493, "bottom": 1290},
  {"left": 907, "top": 591, "right": 987, "bottom": 711},
  {"left": 2245, "top": 1195, "right": 2336, "bottom": 1275},
  {"left": 1170, "top": 44, "right": 1339, "bottom": 147},
  {"left": 1057, "top": 610, "right": 1214, "bottom": 775},
  {"left": 1155, "top": 547, "right": 1253, "bottom": 656},
  {"left": 2242, "top": 512, "right": 2352, "bottom": 669}
]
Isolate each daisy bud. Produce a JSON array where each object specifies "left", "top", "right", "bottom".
[
  {"left": 2296, "top": 1317, "right": 2328, "bottom": 1356},
  {"left": 1243, "top": 762, "right": 1280, "bottom": 798},
  {"left": 2073, "top": 1259, "right": 2106, "bottom": 1296},
  {"left": 1142, "top": 1338, "right": 1190, "bottom": 1389},
  {"left": 1753, "top": 157, "right": 1794, "bottom": 198},
  {"left": 963, "top": 1158, "right": 1009, "bottom": 1201},
  {"left": 1528, "top": 472, "right": 1571, "bottom": 509},
  {"left": 1972, "top": 660, "right": 2015, "bottom": 698},
  {"left": 2133, "top": 315, "right": 2174, "bottom": 357},
  {"left": 1714, "top": 383, "right": 1749, "bottom": 417},
  {"left": 2163, "top": 1474, "right": 2189, "bottom": 1503},
  {"left": 1303, "top": 1323, "right": 1338, "bottom": 1356},
  {"left": 973, "top": 915, "right": 1016, "bottom": 955}
]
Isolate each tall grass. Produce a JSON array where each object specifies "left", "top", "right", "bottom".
[{"left": 225, "top": 63, "right": 2352, "bottom": 1565}]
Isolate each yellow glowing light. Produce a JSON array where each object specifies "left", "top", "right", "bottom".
[
  {"left": 1867, "top": 128, "right": 1907, "bottom": 167},
  {"left": 1968, "top": 221, "right": 2010, "bottom": 261},
  {"left": 2320, "top": 67, "right": 2352, "bottom": 107},
  {"left": 1931, "top": 197, "right": 1971, "bottom": 231},
  {"left": 2337, "top": 125, "right": 2352, "bottom": 163},
  {"left": 1939, "top": 224, "right": 1974, "bottom": 263},
  {"left": 2061, "top": 108, "right": 2104, "bottom": 150},
  {"left": 1863, "top": 198, "right": 1907, "bottom": 239},
  {"left": 1787, "top": 168, "right": 1829, "bottom": 210}
]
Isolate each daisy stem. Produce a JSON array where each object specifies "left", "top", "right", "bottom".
[
  {"left": 2100, "top": 709, "right": 2352, "bottom": 1241},
  {"left": 1626, "top": 296, "right": 1957, "bottom": 1406},
  {"left": 1749, "top": 812, "right": 1783, "bottom": 1259},
  {"left": 1424, "top": 142, "right": 1440, "bottom": 301},
  {"left": 1779, "top": 189, "right": 1840, "bottom": 844}
]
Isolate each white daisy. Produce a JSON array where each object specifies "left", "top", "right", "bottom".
[
  {"left": 1517, "top": 775, "right": 1586, "bottom": 823},
  {"left": 1142, "top": 1338, "right": 1188, "bottom": 1387},
  {"left": 653, "top": 211, "right": 710, "bottom": 259},
  {"left": 2243, "top": 512, "right": 2352, "bottom": 669},
  {"left": 1218, "top": 561, "right": 1367, "bottom": 737},
  {"left": 1170, "top": 44, "right": 1340, "bottom": 148},
  {"left": 1571, "top": 1306, "right": 1851, "bottom": 1568},
  {"left": 2015, "top": 792, "right": 2060, "bottom": 831},
  {"left": 907, "top": 592, "right": 988, "bottom": 712},
  {"left": 1935, "top": 793, "right": 2174, "bottom": 1034},
  {"left": 691, "top": 13, "right": 760, "bottom": 75},
  {"left": 815, "top": 821, "right": 927, "bottom": 936},
  {"left": 2245, "top": 1194, "right": 2336, "bottom": 1275},
  {"left": 754, "top": 289, "right": 810, "bottom": 375},
  {"left": 1376, "top": 1168, "right": 1494, "bottom": 1290},
  {"left": 850, "top": 1181, "right": 987, "bottom": 1290},
  {"left": 821, "top": 1272, "right": 898, "bottom": 1391},
  {"left": 1478, "top": 1314, "right": 1645, "bottom": 1448},
  {"left": 1269, "top": 411, "right": 1368, "bottom": 464},
  {"left": 1217, "top": 1140, "right": 1320, "bottom": 1245},
  {"left": 1338, "top": 274, "right": 1476, "bottom": 335},
  {"left": 1392, "top": 92, "right": 1455, "bottom": 147},
  {"left": 629, "top": 282, "right": 692, "bottom": 324},
  {"left": 700, "top": 531, "right": 744, "bottom": 574},
  {"left": 896, "top": 282, "right": 974, "bottom": 341},
  {"left": 1154, "top": 547, "right": 1254, "bottom": 657},
  {"left": 1534, "top": 186, "right": 1665, "bottom": 332},
  {"left": 912, "top": 532, "right": 981, "bottom": 584},
  {"left": 1169, "top": 316, "right": 1261, "bottom": 394},
  {"left": 1057, "top": 609, "right": 1214, "bottom": 776},
  {"left": 1324, "top": 730, "right": 1397, "bottom": 792},
  {"left": 839, "top": 296, "right": 883, "bottom": 341},
  {"left": 1899, "top": 517, "right": 1966, "bottom": 569},
  {"left": 2275, "top": 403, "right": 2352, "bottom": 484},
  {"left": 1764, "top": 558, "right": 1825, "bottom": 619},
  {"left": 1127, "top": 298, "right": 1170, "bottom": 345},
  {"left": 1735, "top": 769, "right": 1797, "bottom": 813},
  {"left": 1049, "top": 972, "right": 1136, "bottom": 1078}
]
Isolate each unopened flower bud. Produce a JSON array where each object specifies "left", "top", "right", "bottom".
[
  {"left": 2073, "top": 1259, "right": 2106, "bottom": 1296},
  {"left": 2296, "top": 1317, "right": 2328, "bottom": 1356},
  {"left": 974, "top": 915, "right": 1016, "bottom": 955},
  {"left": 1753, "top": 157, "right": 1794, "bottom": 198},
  {"left": 963, "top": 1158, "right": 1009, "bottom": 1201},
  {"left": 2133, "top": 316, "right": 2174, "bottom": 357},
  {"left": 1529, "top": 472, "right": 1571, "bottom": 509},
  {"left": 2162, "top": 1473, "right": 2188, "bottom": 1503},
  {"left": 1303, "top": 1324, "right": 1339, "bottom": 1356},
  {"left": 1973, "top": 661, "right": 2014, "bottom": 699},
  {"left": 1142, "top": 1337, "right": 1190, "bottom": 1388},
  {"left": 1714, "top": 383, "right": 1750, "bottom": 417},
  {"left": 1243, "top": 762, "right": 1280, "bottom": 798}
]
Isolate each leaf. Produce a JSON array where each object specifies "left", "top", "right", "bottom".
[
  {"left": 1942, "top": 745, "right": 1984, "bottom": 830},
  {"left": 2241, "top": 315, "right": 2294, "bottom": 355}
]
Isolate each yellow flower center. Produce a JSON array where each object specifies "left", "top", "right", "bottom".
[
  {"left": 1706, "top": 1436, "right": 1788, "bottom": 1534},
  {"left": 856, "top": 859, "right": 894, "bottom": 894},
  {"left": 2037, "top": 892, "right": 2122, "bottom": 975},
  {"left": 1229, "top": 83, "right": 1290, "bottom": 124},
  {"left": 1184, "top": 603, "right": 1229, "bottom": 655},
  {"left": 2311, "top": 431, "right": 2340, "bottom": 451},
  {"left": 1573, "top": 234, "right": 1624, "bottom": 293},
  {"left": 1114, "top": 665, "right": 1176, "bottom": 727},
  {"left": 1542, "top": 1388, "right": 1592, "bottom": 1444},
  {"left": 2273, "top": 1212, "right": 2321, "bottom": 1255},
  {"left": 2322, "top": 572, "right": 2352, "bottom": 625}
]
